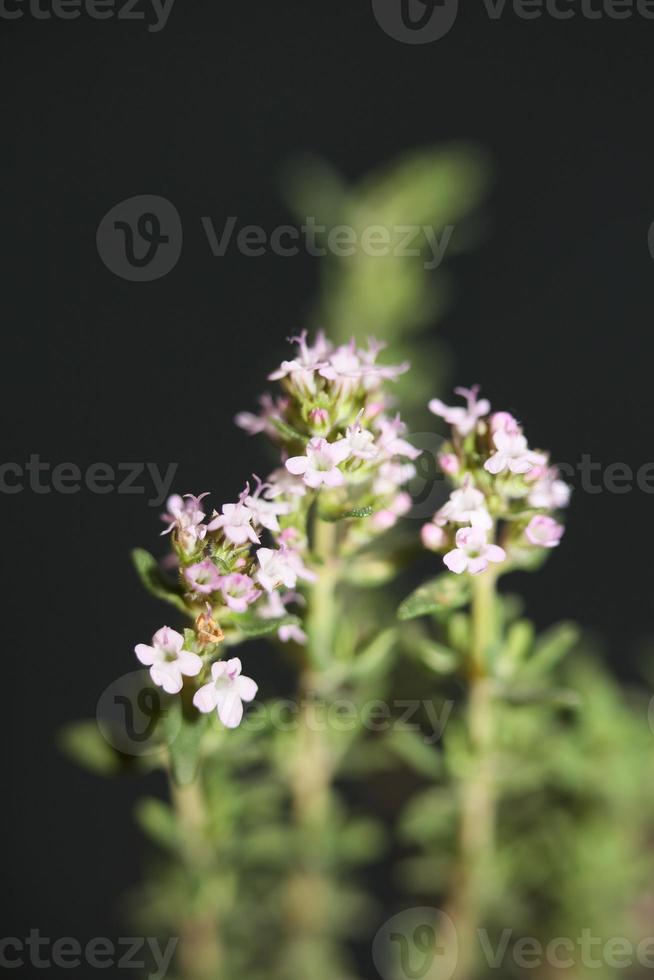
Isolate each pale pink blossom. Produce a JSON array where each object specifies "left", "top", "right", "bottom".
[
  {"left": 285, "top": 437, "right": 351, "bottom": 488},
  {"left": 484, "top": 430, "right": 545, "bottom": 476},
  {"left": 438, "top": 453, "right": 460, "bottom": 476},
  {"left": 279, "top": 623, "right": 308, "bottom": 644},
  {"left": 193, "top": 658, "right": 258, "bottom": 729},
  {"left": 219, "top": 573, "right": 261, "bottom": 612},
  {"left": 269, "top": 330, "right": 331, "bottom": 393},
  {"left": 207, "top": 489, "right": 260, "bottom": 545},
  {"left": 372, "top": 491, "right": 413, "bottom": 531},
  {"left": 429, "top": 386, "right": 491, "bottom": 437},
  {"left": 256, "top": 547, "right": 316, "bottom": 592},
  {"left": 135, "top": 627, "right": 202, "bottom": 695},
  {"left": 258, "top": 589, "right": 305, "bottom": 643},
  {"left": 243, "top": 477, "right": 291, "bottom": 532},
  {"left": 184, "top": 559, "right": 222, "bottom": 595},
  {"left": 374, "top": 414, "right": 421, "bottom": 460},
  {"left": 525, "top": 515, "right": 564, "bottom": 548},
  {"left": 358, "top": 337, "right": 410, "bottom": 387},
  {"left": 436, "top": 477, "right": 492, "bottom": 530},
  {"left": 160, "top": 493, "right": 208, "bottom": 553},
  {"left": 344, "top": 422, "right": 379, "bottom": 461},
  {"left": 421, "top": 523, "right": 447, "bottom": 551},
  {"left": 318, "top": 342, "right": 365, "bottom": 392},
  {"left": 235, "top": 393, "right": 287, "bottom": 437},
  {"left": 264, "top": 467, "right": 307, "bottom": 499},
  {"left": 443, "top": 527, "right": 506, "bottom": 575},
  {"left": 373, "top": 460, "right": 416, "bottom": 496},
  {"left": 526, "top": 465, "right": 571, "bottom": 510},
  {"left": 490, "top": 411, "right": 520, "bottom": 434}
]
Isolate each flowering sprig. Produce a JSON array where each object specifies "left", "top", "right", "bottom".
[{"left": 422, "top": 387, "right": 570, "bottom": 575}]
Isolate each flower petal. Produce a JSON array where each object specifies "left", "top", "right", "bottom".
[
  {"left": 193, "top": 683, "right": 218, "bottom": 713},
  {"left": 216, "top": 691, "right": 244, "bottom": 729},
  {"left": 443, "top": 549, "right": 467, "bottom": 574},
  {"left": 235, "top": 675, "right": 258, "bottom": 702}
]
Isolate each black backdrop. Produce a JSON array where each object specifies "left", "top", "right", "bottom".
[{"left": 3, "top": 2, "right": 654, "bottom": 976}]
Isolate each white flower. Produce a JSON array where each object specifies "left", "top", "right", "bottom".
[
  {"left": 344, "top": 422, "right": 379, "bottom": 461},
  {"left": 374, "top": 414, "right": 421, "bottom": 460},
  {"left": 443, "top": 527, "right": 506, "bottom": 575},
  {"left": 255, "top": 547, "right": 315, "bottom": 592},
  {"left": 160, "top": 493, "right": 208, "bottom": 553},
  {"left": 436, "top": 477, "right": 492, "bottom": 530},
  {"left": 373, "top": 460, "right": 417, "bottom": 496},
  {"left": 526, "top": 465, "right": 571, "bottom": 510},
  {"left": 285, "top": 437, "right": 351, "bottom": 488},
  {"left": 135, "top": 627, "right": 202, "bottom": 695},
  {"left": 484, "top": 430, "right": 545, "bottom": 476},
  {"left": 243, "top": 477, "right": 292, "bottom": 531},
  {"left": 264, "top": 467, "right": 308, "bottom": 499},
  {"left": 268, "top": 330, "right": 331, "bottom": 393},
  {"left": 207, "top": 490, "right": 260, "bottom": 545},
  {"left": 219, "top": 573, "right": 261, "bottom": 612},
  {"left": 429, "top": 386, "right": 491, "bottom": 437},
  {"left": 193, "top": 658, "right": 258, "bottom": 729},
  {"left": 525, "top": 515, "right": 564, "bottom": 548}
]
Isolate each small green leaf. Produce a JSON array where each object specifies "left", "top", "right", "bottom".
[
  {"left": 522, "top": 622, "right": 580, "bottom": 678},
  {"left": 349, "top": 628, "right": 397, "bottom": 680},
  {"left": 344, "top": 557, "right": 397, "bottom": 587},
  {"left": 59, "top": 721, "right": 121, "bottom": 776},
  {"left": 387, "top": 728, "right": 444, "bottom": 779},
  {"left": 134, "top": 797, "right": 181, "bottom": 852},
  {"left": 398, "top": 573, "right": 471, "bottom": 621},
  {"left": 319, "top": 505, "right": 374, "bottom": 522},
  {"left": 131, "top": 549, "right": 189, "bottom": 614},
  {"left": 270, "top": 417, "right": 306, "bottom": 442},
  {"left": 412, "top": 637, "right": 460, "bottom": 674},
  {"left": 228, "top": 612, "right": 302, "bottom": 639}
]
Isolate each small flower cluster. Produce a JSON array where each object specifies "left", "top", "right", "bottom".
[
  {"left": 237, "top": 331, "right": 419, "bottom": 538},
  {"left": 134, "top": 332, "right": 418, "bottom": 728},
  {"left": 422, "top": 387, "right": 570, "bottom": 575}
]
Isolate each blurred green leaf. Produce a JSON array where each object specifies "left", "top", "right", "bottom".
[
  {"left": 131, "top": 548, "right": 188, "bottom": 614},
  {"left": 398, "top": 573, "right": 470, "bottom": 621}
]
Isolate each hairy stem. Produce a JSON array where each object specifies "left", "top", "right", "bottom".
[{"left": 170, "top": 775, "right": 222, "bottom": 980}]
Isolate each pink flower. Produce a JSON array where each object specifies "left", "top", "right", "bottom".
[
  {"left": 429, "top": 386, "right": 491, "bottom": 437},
  {"left": 160, "top": 493, "right": 208, "bottom": 553},
  {"left": 279, "top": 623, "right": 307, "bottom": 644},
  {"left": 184, "top": 559, "right": 222, "bottom": 594},
  {"left": 344, "top": 422, "right": 379, "bottom": 461},
  {"left": 255, "top": 547, "right": 315, "bottom": 592},
  {"left": 438, "top": 453, "right": 460, "bottom": 476},
  {"left": 219, "top": 573, "right": 261, "bottom": 612},
  {"left": 484, "top": 429, "right": 545, "bottom": 476},
  {"left": 193, "top": 658, "right": 258, "bottom": 729},
  {"left": 490, "top": 411, "right": 520, "bottom": 434},
  {"left": 443, "top": 527, "right": 506, "bottom": 575},
  {"left": 264, "top": 467, "right": 307, "bottom": 499},
  {"left": 374, "top": 414, "right": 421, "bottom": 460},
  {"left": 421, "top": 523, "right": 447, "bottom": 552},
  {"left": 525, "top": 515, "right": 564, "bottom": 548},
  {"left": 318, "top": 342, "right": 365, "bottom": 392},
  {"left": 135, "top": 627, "right": 202, "bottom": 695},
  {"left": 243, "top": 477, "right": 291, "bottom": 532},
  {"left": 269, "top": 330, "right": 331, "bottom": 393},
  {"left": 527, "top": 465, "right": 571, "bottom": 510},
  {"left": 285, "top": 437, "right": 351, "bottom": 488},
  {"left": 373, "top": 460, "right": 417, "bottom": 496},
  {"left": 372, "top": 491, "right": 413, "bottom": 531},
  {"left": 235, "top": 393, "right": 287, "bottom": 438},
  {"left": 207, "top": 489, "right": 260, "bottom": 545},
  {"left": 436, "top": 477, "right": 492, "bottom": 530}
]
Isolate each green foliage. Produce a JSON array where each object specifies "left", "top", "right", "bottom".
[
  {"left": 131, "top": 548, "right": 189, "bottom": 614},
  {"left": 398, "top": 573, "right": 471, "bottom": 620}
]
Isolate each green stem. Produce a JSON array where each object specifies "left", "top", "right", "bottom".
[
  {"left": 170, "top": 775, "right": 222, "bottom": 980},
  {"left": 286, "top": 514, "right": 339, "bottom": 959},
  {"left": 448, "top": 571, "right": 499, "bottom": 980}
]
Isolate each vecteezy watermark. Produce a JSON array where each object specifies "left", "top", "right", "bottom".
[
  {"left": 0, "top": 456, "right": 177, "bottom": 507},
  {"left": 0, "top": 932, "right": 177, "bottom": 978},
  {"left": 0, "top": 0, "right": 175, "bottom": 31},
  {"left": 372, "top": 0, "right": 654, "bottom": 43},
  {"left": 373, "top": 909, "right": 654, "bottom": 979},
  {"left": 97, "top": 195, "right": 455, "bottom": 283},
  {"left": 97, "top": 671, "right": 182, "bottom": 756}
]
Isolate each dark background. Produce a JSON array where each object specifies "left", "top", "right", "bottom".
[{"left": 2, "top": 2, "right": 653, "bottom": 975}]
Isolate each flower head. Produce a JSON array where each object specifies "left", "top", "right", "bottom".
[
  {"left": 525, "top": 515, "right": 564, "bottom": 548},
  {"left": 184, "top": 559, "right": 222, "bottom": 595},
  {"left": 285, "top": 437, "right": 351, "bottom": 488},
  {"left": 219, "top": 573, "right": 261, "bottom": 612},
  {"left": 429, "top": 386, "right": 491, "bottom": 437},
  {"left": 193, "top": 658, "right": 258, "bottom": 729},
  {"left": 135, "top": 627, "right": 202, "bottom": 695},
  {"left": 443, "top": 527, "right": 506, "bottom": 576},
  {"left": 207, "top": 488, "right": 261, "bottom": 545}
]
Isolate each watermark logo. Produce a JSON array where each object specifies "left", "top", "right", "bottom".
[
  {"left": 97, "top": 195, "right": 182, "bottom": 282},
  {"left": 372, "top": 0, "right": 459, "bottom": 43},
  {"left": 97, "top": 671, "right": 181, "bottom": 756},
  {"left": 372, "top": 907, "right": 458, "bottom": 980},
  {"left": 0, "top": 0, "right": 176, "bottom": 31}
]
